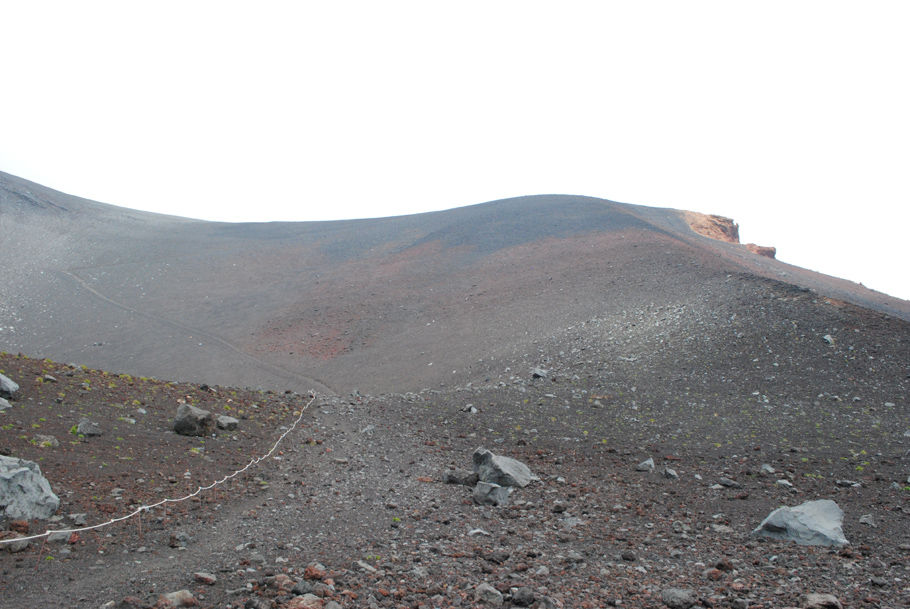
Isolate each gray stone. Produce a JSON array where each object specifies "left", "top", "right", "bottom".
[
  {"left": 474, "top": 582, "right": 503, "bottom": 606},
  {"left": 663, "top": 467, "right": 679, "bottom": 479},
  {"left": 760, "top": 463, "right": 775, "bottom": 475},
  {"left": 443, "top": 468, "right": 479, "bottom": 486},
  {"left": 33, "top": 434, "right": 58, "bottom": 448},
  {"left": 752, "top": 499, "right": 848, "bottom": 546},
  {"left": 635, "top": 457, "right": 655, "bottom": 472},
  {"left": 173, "top": 404, "right": 214, "bottom": 436},
  {"left": 511, "top": 587, "right": 535, "bottom": 607},
  {"left": 216, "top": 415, "right": 239, "bottom": 430},
  {"left": 472, "top": 447, "right": 535, "bottom": 488},
  {"left": 0, "top": 373, "right": 18, "bottom": 399},
  {"left": 858, "top": 513, "right": 876, "bottom": 527},
  {"left": 530, "top": 367, "right": 549, "bottom": 379},
  {"left": 661, "top": 588, "right": 697, "bottom": 609},
  {"left": 2, "top": 534, "right": 29, "bottom": 553},
  {"left": 0, "top": 455, "right": 60, "bottom": 519},
  {"left": 801, "top": 593, "right": 843, "bottom": 608},
  {"left": 76, "top": 418, "right": 102, "bottom": 436},
  {"left": 0, "top": 397, "right": 12, "bottom": 411},
  {"left": 718, "top": 477, "right": 740, "bottom": 488},
  {"left": 473, "top": 482, "right": 511, "bottom": 506}
]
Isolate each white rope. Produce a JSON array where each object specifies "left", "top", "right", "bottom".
[{"left": 0, "top": 394, "right": 316, "bottom": 546}]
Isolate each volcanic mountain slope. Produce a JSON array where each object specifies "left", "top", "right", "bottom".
[
  {"left": 2, "top": 171, "right": 907, "bottom": 397},
  {"left": 0, "top": 276, "right": 907, "bottom": 608}
]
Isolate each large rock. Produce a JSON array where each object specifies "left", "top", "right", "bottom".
[
  {"left": 473, "top": 482, "right": 511, "bottom": 506},
  {"left": 0, "top": 455, "right": 60, "bottom": 520},
  {"left": 173, "top": 404, "right": 214, "bottom": 436},
  {"left": 0, "top": 373, "right": 18, "bottom": 399},
  {"left": 752, "top": 499, "right": 848, "bottom": 546},
  {"left": 472, "top": 448, "right": 535, "bottom": 488}
]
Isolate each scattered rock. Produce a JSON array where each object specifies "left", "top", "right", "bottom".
[
  {"left": 173, "top": 404, "right": 214, "bottom": 436},
  {"left": 663, "top": 467, "right": 679, "bottom": 479},
  {"left": 801, "top": 593, "right": 843, "bottom": 608},
  {"left": 474, "top": 582, "right": 503, "bottom": 606},
  {"left": 835, "top": 479, "right": 860, "bottom": 488},
  {"left": 76, "top": 418, "right": 102, "bottom": 436},
  {"left": 158, "top": 589, "right": 195, "bottom": 607},
  {"left": 530, "top": 368, "right": 549, "bottom": 379},
  {"left": 858, "top": 514, "right": 877, "bottom": 528},
  {"left": 443, "top": 468, "right": 479, "bottom": 486},
  {"left": 512, "top": 587, "right": 535, "bottom": 607},
  {"left": 193, "top": 572, "right": 217, "bottom": 585},
  {"left": 635, "top": 457, "right": 655, "bottom": 472},
  {"left": 216, "top": 415, "right": 239, "bottom": 430},
  {"left": 0, "top": 397, "right": 11, "bottom": 412},
  {"left": 760, "top": 463, "right": 775, "bottom": 475},
  {"left": 752, "top": 499, "right": 848, "bottom": 546},
  {"left": 473, "top": 481, "right": 510, "bottom": 506},
  {"left": 661, "top": 587, "right": 697, "bottom": 609},
  {"left": 1, "top": 533, "right": 29, "bottom": 553},
  {"left": 33, "top": 434, "right": 58, "bottom": 448},
  {"left": 0, "top": 455, "right": 60, "bottom": 519},
  {"left": 286, "top": 594, "right": 324, "bottom": 609},
  {"left": 0, "top": 373, "right": 18, "bottom": 399},
  {"left": 472, "top": 447, "right": 535, "bottom": 488},
  {"left": 718, "top": 477, "right": 740, "bottom": 488}
]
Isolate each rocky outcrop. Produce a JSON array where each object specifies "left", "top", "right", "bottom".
[
  {"left": 0, "top": 455, "right": 60, "bottom": 520},
  {"left": 683, "top": 212, "right": 740, "bottom": 243},
  {"left": 746, "top": 243, "right": 777, "bottom": 258},
  {"left": 684, "top": 212, "right": 776, "bottom": 258},
  {"left": 752, "top": 499, "right": 848, "bottom": 546}
]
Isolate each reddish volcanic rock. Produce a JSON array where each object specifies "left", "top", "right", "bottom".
[{"left": 745, "top": 243, "right": 777, "bottom": 258}]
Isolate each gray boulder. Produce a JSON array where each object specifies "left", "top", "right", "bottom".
[
  {"left": 0, "top": 373, "right": 18, "bottom": 399},
  {"left": 472, "top": 448, "right": 535, "bottom": 488},
  {"left": 443, "top": 468, "right": 479, "bottom": 486},
  {"left": 752, "top": 499, "right": 848, "bottom": 546},
  {"left": 173, "top": 404, "right": 214, "bottom": 436},
  {"left": 0, "top": 455, "right": 60, "bottom": 519},
  {"left": 216, "top": 415, "right": 239, "bottom": 430},
  {"left": 0, "top": 397, "right": 11, "bottom": 412},
  {"left": 473, "top": 482, "right": 511, "bottom": 506}
]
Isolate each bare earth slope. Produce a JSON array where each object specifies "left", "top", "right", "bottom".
[{"left": 2, "top": 171, "right": 907, "bottom": 397}]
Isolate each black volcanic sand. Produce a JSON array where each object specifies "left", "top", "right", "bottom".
[{"left": 1, "top": 274, "right": 908, "bottom": 608}]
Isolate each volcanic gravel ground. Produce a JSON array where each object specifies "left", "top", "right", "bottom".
[{"left": 1, "top": 275, "right": 909, "bottom": 608}]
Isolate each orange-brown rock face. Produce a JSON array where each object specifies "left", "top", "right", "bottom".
[
  {"left": 683, "top": 212, "right": 740, "bottom": 243},
  {"left": 745, "top": 243, "right": 776, "bottom": 258}
]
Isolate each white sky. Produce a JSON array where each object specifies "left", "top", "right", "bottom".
[{"left": 2, "top": 2, "right": 908, "bottom": 300}]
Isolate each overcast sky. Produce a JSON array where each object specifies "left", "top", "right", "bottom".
[{"left": 2, "top": 2, "right": 908, "bottom": 300}]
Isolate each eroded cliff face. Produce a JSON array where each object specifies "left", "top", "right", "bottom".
[{"left": 683, "top": 211, "right": 776, "bottom": 259}]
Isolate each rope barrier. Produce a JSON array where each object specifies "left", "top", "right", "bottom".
[{"left": 0, "top": 394, "right": 316, "bottom": 546}]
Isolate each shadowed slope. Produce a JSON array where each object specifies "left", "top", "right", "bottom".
[{"left": 2, "top": 171, "right": 907, "bottom": 394}]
